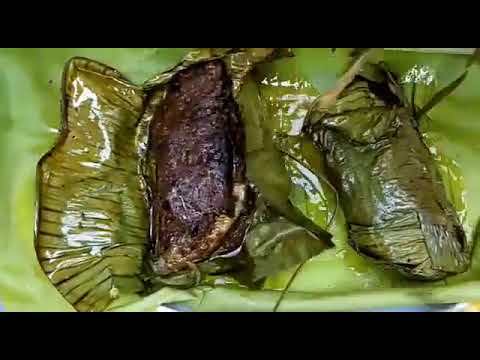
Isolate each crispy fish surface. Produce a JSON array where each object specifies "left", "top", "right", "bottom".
[{"left": 149, "top": 60, "right": 253, "bottom": 273}]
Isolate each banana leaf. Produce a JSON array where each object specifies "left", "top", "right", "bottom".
[
  {"left": 2, "top": 48, "right": 480, "bottom": 312},
  {"left": 304, "top": 58, "right": 471, "bottom": 280},
  {"left": 35, "top": 58, "right": 150, "bottom": 312}
]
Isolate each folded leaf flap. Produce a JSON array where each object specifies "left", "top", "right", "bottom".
[
  {"left": 245, "top": 202, "right": 330, "bottom": 281},
  {"left": 35, "top": 57, "right": 149, "bottom": 312},
  {"left": 143, "top": 48, "right": 293, "bottom": 94}
]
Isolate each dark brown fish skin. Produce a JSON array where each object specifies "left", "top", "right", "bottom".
[{"left": 149, "top": 59, "right": 254, "bottom": 274}]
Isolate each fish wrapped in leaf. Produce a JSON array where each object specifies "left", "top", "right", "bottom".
[
  {"left": 35, "top": 58, "right": 149, "bottom": 311},
  {"left": 138, "top": 48, "right": 330, "bottom": 279},
  {"left": 304, "top": 62, "right": 471, "bottom": 280}
]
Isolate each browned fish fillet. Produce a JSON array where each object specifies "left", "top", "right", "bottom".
[{"left": 149, "top": 59, "right": 253, "bottom": 273}]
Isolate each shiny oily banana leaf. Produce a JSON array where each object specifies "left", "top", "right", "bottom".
[
  {"left": 303, "top": 52, "right": 476, "bottom": 280},
  {"left": 239, "top": 68, "right": 335, "bottom": 240},
  {"left": 35, "top": 58, "right": 149, "bottom": 312},
  {"left": 3, "top": 48, "right": 480, "bottom": 312}
]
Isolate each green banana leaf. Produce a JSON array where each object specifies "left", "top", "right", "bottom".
[
  {"left": 1, "top": 48, "right": 480, "bottom": 312},
  {"left": 304, "top": 56, "right": 471, "bottom": 281}
]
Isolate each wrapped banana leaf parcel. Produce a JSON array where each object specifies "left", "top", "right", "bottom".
[
  {"left": 302, "top": 50, "right": 477, "bottom": 280},
  {"left": 35, "top": 48, "right": 332, "bottom": 312}
]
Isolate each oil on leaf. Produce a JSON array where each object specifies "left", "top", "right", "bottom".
[
  {"left": 35, "top": 58, "right": 149, "bottom": 312},
  {"left": 3, "top": 48, "right": 480, "bottom": 312}
]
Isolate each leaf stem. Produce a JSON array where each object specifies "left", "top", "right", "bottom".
[
  {"left": 272, "top": 153, "right": 339, "bottom": 312},
  {"left": 272, "top": 261, "right": 307, "bottom": 312}
]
